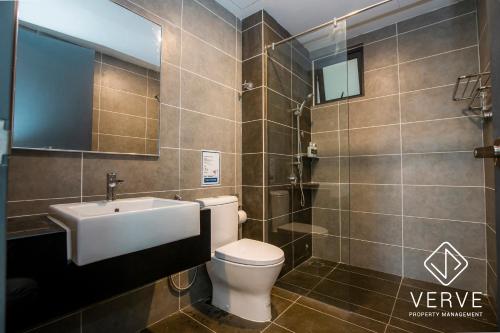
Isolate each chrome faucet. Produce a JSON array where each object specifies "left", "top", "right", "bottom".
[{"left": 106, "top": 172, "right": 124, "bottom": 201}]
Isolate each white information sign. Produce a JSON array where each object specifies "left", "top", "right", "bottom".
[{"left": 201, "top": 150, "right": 220, "bottom": 186}]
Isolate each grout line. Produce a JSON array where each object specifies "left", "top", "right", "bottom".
[
  {"left": 261, "top": 10, "right": 266, "bottom": 242},
  {"left": 398, "top": 44, "right": 478, "bottom": 66},
  {"left": 384, "top": 278, "right": 403, "bottom": 333},
  {"left": 179, "top": 309, "right": 216, "bottom": 333},
  {"left": 192, "top": 0, "right": 237, "bottom": 31}
]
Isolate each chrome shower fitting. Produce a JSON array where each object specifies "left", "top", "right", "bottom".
[{"left": 239, "top": 80, "right": 254, "bottom": 100}]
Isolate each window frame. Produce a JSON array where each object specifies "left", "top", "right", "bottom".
[{"left": 314, "top": 45, "right": 364, "bottom": 105}]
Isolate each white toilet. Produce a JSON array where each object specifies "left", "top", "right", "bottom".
[{"left": 196, "top": 196, "right": 284, "bottom": 322}]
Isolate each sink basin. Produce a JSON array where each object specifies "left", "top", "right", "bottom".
[{"left": 49, "top": 197, "right": 200, "bottom": 266}]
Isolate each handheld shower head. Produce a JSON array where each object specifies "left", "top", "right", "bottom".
[{"left": 298, "top": 93, "right": 313, "bottom": 114}]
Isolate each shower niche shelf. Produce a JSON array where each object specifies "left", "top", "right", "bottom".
[{"left": 453, "top": 72, "right": 491, "bottom": 119}]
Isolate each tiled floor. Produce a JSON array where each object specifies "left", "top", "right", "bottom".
[{"left": 142, "top": 258, "right": 498, "bottom": 332}]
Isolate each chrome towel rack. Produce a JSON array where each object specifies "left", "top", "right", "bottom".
[{"left": 452, "top": 72, "right": 492, "bottom": 119}]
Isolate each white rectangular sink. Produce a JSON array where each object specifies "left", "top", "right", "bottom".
[{"left": 49, "top": 197, "right": 200, "bottom": 266}]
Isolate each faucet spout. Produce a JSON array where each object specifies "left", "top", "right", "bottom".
[{"left": 106, "top": 172, "right": 124, "bottom": 201}]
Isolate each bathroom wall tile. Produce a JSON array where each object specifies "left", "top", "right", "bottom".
[
  {"left": 196, "top": 0, "right": 237, "bottom": 28},
  {"left": 311, "top": 157, "right": 339, "bottom": 183},
  {"left": 479, "top": 17, "right": 491, "bottom": 71},
  {"left": 267, "top": 89, "right": 293, "bottom": 127},
  {"left": 243, "top": 153, "right": 264, "bottom": 186},
  {"left": 267, "top": 58, "right": 291, "bottom": 98},
  {"left": 242, "top": 186, "right": 264, "bottom": 220},
  {"left": 403, "top": 216, "right": 485, "bottom": 258},
  {"left": 312, "top": 234, "right": 340, "bottom": 262},
  {"left": 292, "top": 48, "right": 312, "bottom": 85},
  {"left": 485, "top": 188, "right": 495, "bottom": 231},
  {"left": 348, "top": 125, "right": 401, "bottom": 156},
  {"left": 293, "top": 234, "right": 312, "bottom": 266},
  {"left": 311, "top": 132, "right": 339, "bottom": 157},
  {"left": 183, "top": 0, "right": 236, "bottom": 57},
  {"left": 7, "top": 197, "right": 80, "bottom": 218},
  {"left": 181, "top": 110, "right": 235, "bottom": 152},
  {"left": 397, "top": 0, "right": 476, "bottom": 34},
  {"left": 82, "top": 149, "right": 179, "bottom": 196},
  {"left": 400, "top": 85, "right": 471, "bottom": 122},
  {"left": 148, "top": 77, "right": 160, "bottom": 100},
  {"left": 82, "top": 278, "right": 179, "bottom": 333},
  {"left": 180, "top": 150, "right": 234, "bottom": 188},
  {"left": 348, "top": 95, "right": 399, "bottom": 128},
  {"left": 181, "top": 33, "right": 235, "bottom": 88},
  {"left": 267, "top": 153, "right": 290, "bottom": 186},
  {"left": 160, "top": 63, "right": 180, "bottom": 107},
  {"left": 402, "top": 117, "right": 483, "bottom": 153},
  {"left": 348, "top": 212, "right": 402, "bottom": 245},
  {"left": 147, "top": 99, "right": 160, "bottom": 119},
  {"left": 102, "top": 54, "right": 147, "bottom": 76},
  {"left": 242, "top": 87, "right": 262, "bottom": 122},
  {"left": 349, "top": 184, "right": 402, "bottom": 215},
  {"left": 403, "top": 247, "right": 485, "bottom": 292},
  {"left": 181, "top": 70, "right": 235, "bottom": 120},
  {"left": 364, "top": 37, "right": 397, "bottom": 71},
  {"left": 98, "top": 134, "right": 146, "bottom": 154},
  {"left": 292, "top": 76, "right": 312, "bottom": 106},
  {"left": 162, "top": 22, "right": 181, "bottom": 66},
  {"left": 292, "top": 187, "right": 312, "bottom": 213},
  {"left": 348, "top": 239, "right": 402, "bottom": 276},
  {"left": 311, "top": 104, "right": 338, "bottom": 133},
  {"left": 402, "top": 152, "right": 483, "bottom": 186},
  {"left": 242, "top": 121, "right": 263, "bottom": 153},
  {"left": 266, "top": 215, "right": 292, "bottom": 247},
  {"left": 100, "top": 64, "right": 147, "bottom": 95},
  {"left": 349, "top": 155, "right": 401, "bottom": 184},
  {"left": 100, "top": 87, "right": 147, "bottom": 117},
  {"left": 8, "top": 151, "right": 82, "bottom": 201},
  {"left": 265, "top": 25, "right": 291, "bottom": 70},
  {"left": 242, "top": 11, "right": 262, "bottom": 31},
  {"left": 180, "top": 187, "right": 234, "bottom": 201},
  {"left": 129, "top": 0, "right": 182, "bottom": 26},
  {"left": 403, "top": 185, "right": 484, "bottom": 222},
  {"left": 487, "top": 264, "right": 497, "bottom": 303},
  {"left": 312, "top": 184, "right": 340, "bottom": 210},
  {"left": 312, "top": 208, "right": 340, "bottom": 236},
  {"left": 159, "top": 105, "right": 179, "bottom": 148},
  {"left": 242, "top": 219, "right": 266, "bottom": 241},
  {"left": 358, "top": 65, "right": 398, "bottom": 99},
  {"left": 398, "top": 13, "right": 477, "bottom": 62},
  {"left": 263, "top": 10, "right": 290, "bottom": 40},
  {"left": 242, "top": 23, "right": 262, "bottom": 60},
  {"left": 347, "top": 24, "right": 396, "bottom": 48},
  {"left": 487, "top": 227, "right": 497, "bottom": 272},
  {"left": 242, "top": 55, "right": 262, "bottom": 88},
  {"left": 399, "top": 47, "right": 478, "bottom": 92},
  {"left": 99, "top": 111, "right": 146, "bottom": 138},
  {"left": 30, "top": 313, "right": 81, "bottom": 333},
  {"left": 267, "top": 121, "right": 292, "bottom": 155}
]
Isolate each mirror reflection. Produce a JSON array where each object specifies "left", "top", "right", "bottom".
[{"left": 12, "top": 0, "right": 162, "bottom": 155}]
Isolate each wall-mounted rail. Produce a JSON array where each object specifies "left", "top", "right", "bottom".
[{"left": 452, "top": 72, "right": 492, "bottom": 119}]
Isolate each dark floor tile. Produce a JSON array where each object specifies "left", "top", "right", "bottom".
[
  {"left": 335, "top": 263, "right": 402, "bottom": 283},
  {"left": 299, "top": 293, "right": 388, "bottom": 332},
  {"left": 389, "top": 317, "right": 442, "bottom": 333},
  {"left": 295, "top": 257, "right": 336, "bottom": 277},
  {"left": 391, "top": 298, "right": 498, "bottom": 332},
  {"left": 278, "top": 270, "right": 322, "bottom": 290},
  {"left": 262, "top": 323, "right": 292, "bottom": 332},
  {"left": 28, "top": 313, "right": 81, "bottom": 333},
  {"left": 384, "top": 325, "right": 411, "bottom": 333},
  {"left": 326, "top": 269, "right": 401, "bottom": 297},
  {"left": 182, "top": 295, "right": 291, "bottom": 332},
  {"left": 276, "top": 303, "right": 374, "bottom": 333},
  {"left": 272, "top": 286, "right": 301, "bottom": 302},
  {"left": 313, "top": 279, "right": 397, "bottom": 315},
  {"left": 141, "top": 312, "right": 212, "bottom": 333},
  {"left": 274, "top": 280, "right": 310, "bottom": 296}
]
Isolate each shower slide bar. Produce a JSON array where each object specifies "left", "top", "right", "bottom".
[{"left": 265, "top": 0, "right": 393, "bottom": 50}]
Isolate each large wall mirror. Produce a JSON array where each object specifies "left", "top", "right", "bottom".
[{"left": 12, "top": 0, "right": 162, "bottom": 156}]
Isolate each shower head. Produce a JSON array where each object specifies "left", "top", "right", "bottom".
[{"left": 297, "top": 93, "right": 313, "bottom": 115}]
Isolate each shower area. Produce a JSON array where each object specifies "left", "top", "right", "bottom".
[{"left": 242, "top": 0, "right": 498, "bottom": 331}]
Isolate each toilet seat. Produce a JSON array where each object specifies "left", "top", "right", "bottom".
[{"left": 214, "top": 238, "right": 284, "bottom": 266}]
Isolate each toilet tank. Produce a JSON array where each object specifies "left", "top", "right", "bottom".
[{"left": 196, "top": 196, "right": 238, "bottom": 252}]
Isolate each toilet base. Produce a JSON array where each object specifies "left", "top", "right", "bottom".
[{"left": 206, "top": 256, "right": 284, "bottom": 323}]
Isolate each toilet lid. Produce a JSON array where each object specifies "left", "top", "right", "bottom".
[{"left": 215, "top": 238, "right": 284, "bottom": 266}]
